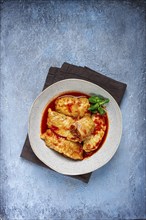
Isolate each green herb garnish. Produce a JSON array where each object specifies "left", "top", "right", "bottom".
[{"left": 88, "top": 95, "right": 109, "bottom": 115}]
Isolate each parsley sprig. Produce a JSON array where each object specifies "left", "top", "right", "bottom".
[{"left": 88, "top": 95, "right": 109, "bottom": 115}]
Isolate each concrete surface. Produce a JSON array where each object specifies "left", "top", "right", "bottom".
[{"left": 0, "top": 0, "right": 146, "bottom": 219}]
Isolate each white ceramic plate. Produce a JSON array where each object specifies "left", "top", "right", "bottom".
[{"left": 28, "top": 79, "right": 122, "bottom": 175}]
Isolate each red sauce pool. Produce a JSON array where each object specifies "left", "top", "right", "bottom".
[{"left": 40, "top": 91, "right": 109, "bottom": 159}]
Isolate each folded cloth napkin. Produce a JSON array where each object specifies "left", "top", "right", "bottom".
[{"left": 20, "top": 62, "right": 127, "bottom": 183}]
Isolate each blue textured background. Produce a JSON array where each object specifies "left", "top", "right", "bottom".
[{"left": 1, "top": 0, "right": 146, "bottom": 219}]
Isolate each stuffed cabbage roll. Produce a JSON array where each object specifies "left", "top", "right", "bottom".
[
  {"left": 55, "top": 96, "right": 90, "bottom": 118},
  {"left": 83, "top": 113, "right": 107, "bottom": 152},
  {"left": 47, "top": 108, "right": 80, "bottom": 142},
  {"left": 70, "top": 115, "right": 95, "bottom": 142},
  {"left": 83, "top": 130, "right": 105, "bottom": 152},
  {"left": 41, "top": 129, "right": 83, "bottom": 160}
]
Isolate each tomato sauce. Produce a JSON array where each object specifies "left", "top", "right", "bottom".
[{"left": 40, "top": 91, "right": 108, "bottom": 159}]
